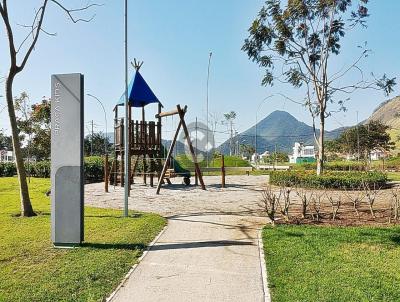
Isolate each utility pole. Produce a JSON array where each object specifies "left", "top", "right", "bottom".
[
  {"left": 356, "top": 111, "right": 360, "bottom": 162},
  {"left": 91, "top": 120, "right": 94, "bottom": 156},
  {"left": 229, "top": 120, "right": 233, "bottom": 156},
  {"left": 235, "top": 131, "right": 239, "bottom": 156},
  {"left": 206, "top": 52, "right": 212, "bottom": 167},
  {"left": 195, "top": 117, "right": 198, "bottom": 186}
]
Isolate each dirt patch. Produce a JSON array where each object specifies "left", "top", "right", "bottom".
[
  {"left": 85, "top": 175, "right": 400, "bottom": 227},
  {"left": 269, "top": 185, "right": 400, "bottom": 226}
]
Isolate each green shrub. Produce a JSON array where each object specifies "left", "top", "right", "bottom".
[
  {"left": 175, "top": 154, "right": 250, "bottom": 169},
  {"left": 1, "top": 156, "right": 106, "bottom": 182},
  {"left": 295, "top": 161, "right": 366, "bottom": 171},
  {"left": 269, "top": 170, "right": 387, "bottom": 189},
  {"left": 0, "top": 162, "right": 17, "bottom": 177},
  {"left": 84, "top": 156, "right": 105, "bottom": 182},
  {"left": 26, "top": 161, "right": 51, "bottom": 178},
  {"left": 376, "top": 157, "right": 400, "bottom": 171}
]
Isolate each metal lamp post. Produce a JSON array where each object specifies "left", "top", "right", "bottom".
[
  {"left": 87, "top": 94, "right": 108, "bottom": 155},
  {"left": 123, "top": 0, "right": 129, "bottom": 217}
]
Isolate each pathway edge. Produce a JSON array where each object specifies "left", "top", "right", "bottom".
[
  {"left": 106, "top": 224, "right": 168, "bottom": 302},
  {"left": 258, "top": 229, "right": 271, "bottom": 302}
]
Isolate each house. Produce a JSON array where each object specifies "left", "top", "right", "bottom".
[
  {"left": 289, "top": 142, "right": 316, "bottom": 164},
  {"left": 259, "top": 150, "right": 270, "bottom": 162},
  {"left": 0, "top": 149, "right": 14, "bottom": 162},
  {"left": 251, "top": 152, "right": 259, "bottom": 163},
  {"left": 370, "top": 149, "right": 386, "bottom": 161}
]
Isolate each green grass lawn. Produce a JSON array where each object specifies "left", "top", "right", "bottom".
[
  {"left": 263, "top": 225, "right": 400, "bottom": 302},
  {"left": 175, "top": 154, "right": 251, "bottom": 169},
  {"left": 0, "top": 177, "right": 166, "bottom": 302},
  {"left": 387, "top": 171, "right": 400, "bottom": 181}
]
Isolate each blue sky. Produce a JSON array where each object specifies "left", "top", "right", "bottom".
[{"left": 1, "top": 0, "right": 399, "bottom": 147}]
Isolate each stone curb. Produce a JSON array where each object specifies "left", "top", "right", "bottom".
[{"left": 258, "top": 229, "right": 271, "bottom": 302}]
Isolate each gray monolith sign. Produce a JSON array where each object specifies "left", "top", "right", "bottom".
[{"left": 51, "top": 73, "right": 84, "bottom": 247}]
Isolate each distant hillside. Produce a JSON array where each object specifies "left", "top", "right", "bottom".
[
  {"left": 366, "top": 95, "right": 400, "bottom": 152},
  {"left": 366, "top": 96, "right": 400, "bottom": 127},
  {"left": 218, "top": 110, "right": 343, "bottom": 154}
]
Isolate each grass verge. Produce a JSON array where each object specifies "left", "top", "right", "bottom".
[
  {"left": 0, "top": 177, "right": 166, "bottom": 302},
  {"left": 262, "top": 225, "right": 400, "bottom": 302}
]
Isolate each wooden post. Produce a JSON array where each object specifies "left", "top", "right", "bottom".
[
  {"left": 150, "top": 173, "right": 154, "bottom": 187},
  {"left": 114, "top": 106, "right": 118, "bottom": 186},
  {"left": 221, "top": 154, "right": 226, "bottom": 188},
  {"left": 177, "top": 105, "right": 205, "bottom": 190},
  {"left": 156, "top": 115, "right": 183, "bottom": 194},
  {"left": 142, "top": 106, "right": 147, "bottom": 185},
  {"left": 120, "top": 118, "right": 124, "bottom": 187},
  {"left": 104, "top": 154, "right": 109, "bottom": 192}
]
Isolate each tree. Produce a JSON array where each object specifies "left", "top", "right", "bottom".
[
  {"left": 14, "top": 92, "right": 34, "bottom": 162},
  {"left": 15, "top": 95, "right": 51, "bottom": 161},
  {"left": 29, "top": 98, "right": 51, "bottom": 160},
  {"left": 0, "top": 1, "right": 98, "bottom": 216},
  {"left": 0, "top": 130, "right": 12, "bottom": 150},
  {"left": 269, "top": 151, "right": 289, "bottom": 163},
  {"left": 336, "top": 120, "right": 394, "bottom": 160},
  {"left": 240, "top": 143, "right": 255, "bottom": 158},
  {"left": 224, "top": 111, "right": 237, "bottom": 156},
  {"left": 84, "top": 132, "right": 111, "bottom": 157},
  {"left": 243, "top": 0, "right": 396, "bottom": 175}
]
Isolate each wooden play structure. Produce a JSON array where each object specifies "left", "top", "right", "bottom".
[
  {"left": 155, "top": 104, "right": 205, "bottom": 194},
  {"left": 108, "top": 63, "right": 205, "bottom": 194}
]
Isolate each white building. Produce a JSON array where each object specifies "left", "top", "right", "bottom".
[
  {"left": 370, "top": 149, "right": 386, "bottom": 161},
  {"left": 0, "top": 149, "right": 14, "bottom": 162},
  {"left": 259, "top": 150, "right": 270, "bottom": 162},
  {"left": 251, "top": 152, "right": 259, "bottom": 163},
  {"left": 289, "top": 142, "right": 316, "bottom": 164}
]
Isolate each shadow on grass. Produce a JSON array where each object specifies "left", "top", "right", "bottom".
[
  {"left": 389, "top": 235, "right": 400, "bottom": 245},
  {"left": 81, "top": 242, "right": 146, "bottom": 250},
  {"left": 10, "top": 211, "right": 49, "bottom": 217}
]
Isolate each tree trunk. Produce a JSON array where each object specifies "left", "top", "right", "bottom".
[
  {"left": 5, "top": 72, "right": 36, "bottom": 217},
  {"left": 316, "top": 113, "right": 325, "bottom": 176}
]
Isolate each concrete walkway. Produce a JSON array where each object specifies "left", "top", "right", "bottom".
[{"left": 85, "top": 176, "right": 269, "bottom": 302}]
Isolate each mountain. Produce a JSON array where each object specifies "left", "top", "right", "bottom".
[
  {"left": 366, "top": 95, "right": 400, "bottom": 151},
  {"left": 218, "top": 110, "right": 343, "bottom": 154},
  {"left": 366, "top": 95, "right": 400, "bottom": 127}
]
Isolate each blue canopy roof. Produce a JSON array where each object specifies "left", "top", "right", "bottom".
[{"left": 117, "top": 71, "right": 161, "bottom": 107}]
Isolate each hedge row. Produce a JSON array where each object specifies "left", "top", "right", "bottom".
[
  {"left": 295, "top": 161, "right": 366, "bottom": 171},
  {"left": 269, "top": 171, "right": 388, "bottom": 189},
  {"left": 0, "top": 156, "right": 106, "bottom": 182}
]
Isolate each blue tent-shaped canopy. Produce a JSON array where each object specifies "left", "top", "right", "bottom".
[{"left": 117, "top": 71, "right": 161, "bottom": 107}]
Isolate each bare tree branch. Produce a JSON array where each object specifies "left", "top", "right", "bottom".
[
  {"left": 16, "top": 1, "right": 47, "bottom": 73},
  {"left": 50, "top": 1, "right": 101, "bottom": 23},
  {"left": 1, "top": 0, "right": 18, "bottom": 68}
]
